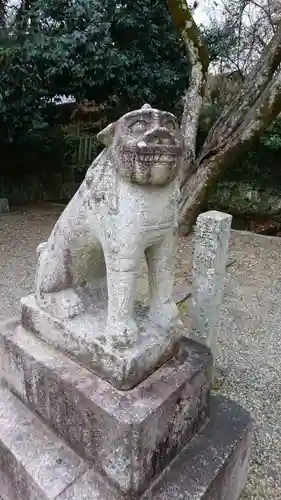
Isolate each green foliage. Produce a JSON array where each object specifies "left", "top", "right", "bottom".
[
  {"left": 0, "top": 0, "right": 189, "bottom": 201},
  {"left": 1, "top": 0, "right": 281, "bottom": 204},
  {"left": 107, "top": 0, "right": 188, "bottom": 115},
  {"left": 261, "top": 119, "right": 281, "bottom": 151},
  {"left": 200, "top": 24, "right": 236, "bottom": 67},
  {"left": 0, "top": 0, "right": 188, "bottom": 145},
  {"left": 221, "top": 115, "right": 281, "bottom": 186}
]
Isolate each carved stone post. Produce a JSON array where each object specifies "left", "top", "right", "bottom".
[{"left": 190, "top": 210, "right": 232, "bottom": 362}]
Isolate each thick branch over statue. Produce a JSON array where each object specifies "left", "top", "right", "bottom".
[
  {"left": 180, "top": 24, "right": 281, "bottom": 234},
  {"left": 168, "top": 1, "right": 281, "bottom": 234},
  {"left": 202, "top": 25, "right": 281, "bottom": 158},
  {"left": 167, "top": 0, "right": 209, "bottom": 183}
]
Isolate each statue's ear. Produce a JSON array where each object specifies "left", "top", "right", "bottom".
[{"left": 97, "top": 122, "right": 116, "bottom": 146}]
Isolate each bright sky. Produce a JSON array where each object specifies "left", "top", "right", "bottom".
[
  {"left": 194, "top": 2, "right": 210, "bottom": 25},
  {"left": 193, "top": 0, "right": 223, "bottom": 26}
]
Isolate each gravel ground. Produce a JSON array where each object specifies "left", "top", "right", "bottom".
[{"left": 0, "top": 206, "right": 281, "bottom": 499}]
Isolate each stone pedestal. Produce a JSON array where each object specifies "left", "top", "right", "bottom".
[
  {"left": 0, "top": 317, "right": 211, "bottom": 496},
  {"left": 20, "top": 295, "right": 183, "bottom": 390},
  {"left": 0, "top": 312, "right": 252, "bottom": 500}
]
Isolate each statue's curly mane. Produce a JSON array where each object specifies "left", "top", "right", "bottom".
[{"left": 85, "top": 147, "right": 118, "bottom": 213}]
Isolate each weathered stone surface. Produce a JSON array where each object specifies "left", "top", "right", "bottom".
[
  {"left": 190, "top": 211, "right": 232, "bottom": 360},
  {"left": 0, "top": 318, "right": 212, "bottom": 496},
  {"left": 142, "top": 396, "right": 253, "bottom": 500},
  {"left": 0, "top": 198, "right": 9, "bottom": 213},
  {"left": 0, "top": 469, "right": 17, "bottom": 500},
  {"left": 0, "top": 385, "right": 87, "bottom": 500},
  {"left": 21, "top": 294, "right": 183, "bottom": 389},
  {"left": 34, "top": 104, "right": 183, "bottom": 355},
  {"left": 0, "top": 393, "right": 251, "bottom": 500},
  {"left": 57, "top": 469, "right": 124, "bottom": 500}
]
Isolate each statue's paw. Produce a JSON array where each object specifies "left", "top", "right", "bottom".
[
  {"left": 106, "top": 318, "right": 139, "bottom": 348},
  {"left": 37, "top": 289, "right": 85, "bottom": 320},
  {"left": 61, "top": 290, "right": 85, "bottom": 319},
  {"left": 149, "top": 300, "right": 182, "bottom": 330}
]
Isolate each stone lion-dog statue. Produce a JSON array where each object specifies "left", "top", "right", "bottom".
[{"left": 35, "top": 104, "right": 183, "bottom": 341}]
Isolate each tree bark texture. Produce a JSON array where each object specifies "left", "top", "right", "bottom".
[{"left": 168, "top": 0, "right": 281, "bottom": 235}]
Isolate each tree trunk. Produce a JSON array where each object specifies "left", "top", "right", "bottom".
[
  {"left": 167, "top": 0, "right": 281, "bottom": 235},
  {"left": 167, "top": 0, "right": 208, "bottom": 184},
  {"left": 0, "top": 0, "right": 7, "bottom": 34}
]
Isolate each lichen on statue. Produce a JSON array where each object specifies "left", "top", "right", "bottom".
[{"left": 35, "top": 104, "right": 183, "bottom": 345}]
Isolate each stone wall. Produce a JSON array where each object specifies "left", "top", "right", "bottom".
[{"left": 208, "top": 181, "right": 281, "bottom": 221}]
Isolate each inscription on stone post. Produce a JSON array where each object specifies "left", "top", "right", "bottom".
[{"left": 190, "top": 210, "right": 232, "bottom": 361}]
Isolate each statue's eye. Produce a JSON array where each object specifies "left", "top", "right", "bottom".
[
  {"left": 130, "top": 120, "right": 147, "bottom": 134},
  {"left": 166, "top": 120, "right": 176, "bottom": 131}
]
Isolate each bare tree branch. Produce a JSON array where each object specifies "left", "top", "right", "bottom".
[
  {"left": 211, "top": 0, "right": 279, "bottom": 74},
  {"left": 178, "top": 23, "right": 281, "bottom": 234},
  {"left": 179, "top": 66, "right": 281, "bottom": 233},
  {"left": 250, "top": 0, "right": 276, "bottom": 31},
  {"left": 201, "top": 24, "right": 281, "bottom": 158}
]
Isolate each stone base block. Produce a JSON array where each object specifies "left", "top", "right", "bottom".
[
  {"left": 21, "top": 294, "right": 184, "bottom": 390},
  {"left": 0, "top": 318, "right": 212, "bottom": 496},
  {"left": 0, "top": 386, "right": 87, "bottom": 500},
  {"left": 143, "top": 396, "right": 253, "bottom": 500},
  {"left": 0, "top": 388, "right": 252, "bottom": 500},
  {"left": 0, "top": 470, "right": 17, "bottom": 500}
]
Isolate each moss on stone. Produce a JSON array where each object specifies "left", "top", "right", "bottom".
[{"left": 208, "top": 181, "right": 281, "bottom": 218}]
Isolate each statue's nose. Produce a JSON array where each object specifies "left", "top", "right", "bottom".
[{"left": 144, "top": 128, "right": 176, "bottom": 145}]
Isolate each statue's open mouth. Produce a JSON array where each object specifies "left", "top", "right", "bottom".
[
  {"left": 118, "top": 145, "right": 181, "bottom": 186},
  {"left": 120, "top": 145, "right": 182, "bottom": 165},
  {"left": 136, "top": 154, "right": 176, "bottom": 163}
]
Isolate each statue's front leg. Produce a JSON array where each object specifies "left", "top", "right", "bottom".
[
  {"left": 105, "top": 249, "right": 139, "bottom": 345},
  {"left": 146, "top": 229, "right": 181, "bottom": 329}
]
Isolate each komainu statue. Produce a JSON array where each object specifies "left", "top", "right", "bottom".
[{"left": 35, "top": 104, "right": 183, "bottom": 342}]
